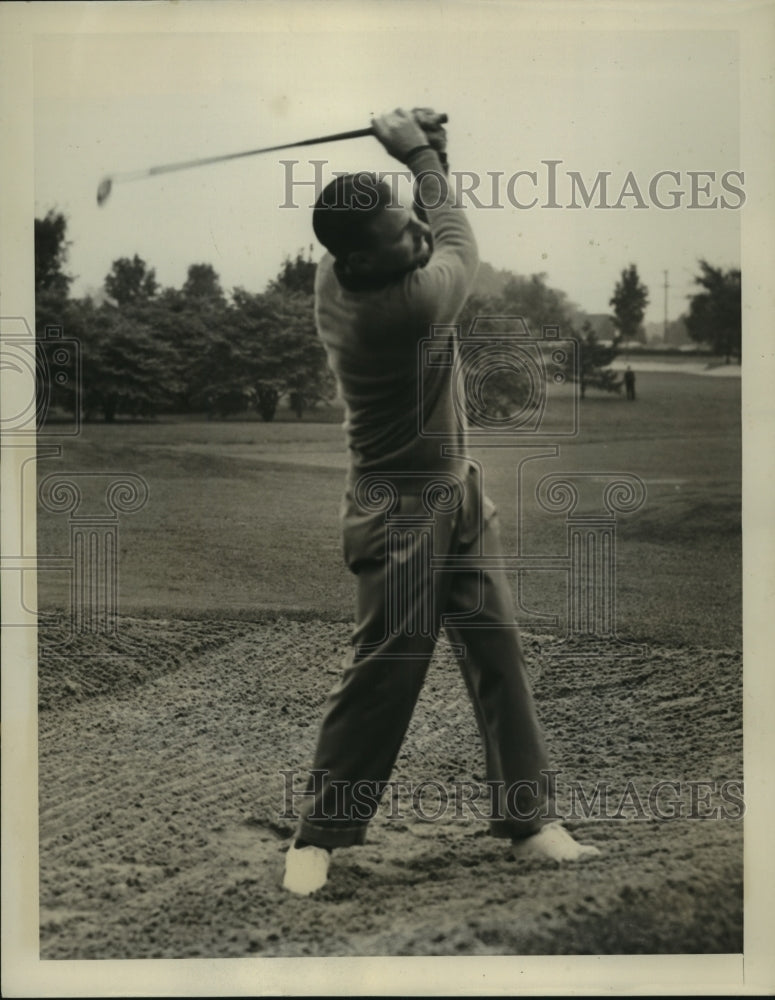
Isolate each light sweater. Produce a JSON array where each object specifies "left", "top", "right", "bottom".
[{"left": 314, "top": 147, "right": 479, "bottom": 490}]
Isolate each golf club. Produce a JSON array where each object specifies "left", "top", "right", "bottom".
[{"left": 96, "top": 114, "right": 448, "bottom": 206}]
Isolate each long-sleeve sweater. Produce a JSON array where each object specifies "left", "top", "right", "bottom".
[{"left": 314, "top": 147, "right": 479, "bottom": 490}]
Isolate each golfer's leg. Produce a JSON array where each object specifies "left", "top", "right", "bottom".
[
  {"left": 297, "top": 616, "right": 435, "bottom": 847},
  {"left": 297, "top": 513, "right": 448, "bottom": 849},
  {"left": 444, "top": 513, "right": 551, "bottom": 841}
]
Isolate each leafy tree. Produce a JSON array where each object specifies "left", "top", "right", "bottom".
[
  {"left": 185, "top": 322, "right": 252, "bottom": 418},
  {"left": 458, "top": 273, "right": 581, "bottom": 345},
  {"left": 231, "top": 254, "right": 333, "bottom": 421},
  {"left": 456, "top": 292, "right": 500, "bottom": 344},
  {"left": 150, "top": 266, "right": 231, "bottom": 413},
  {"left": 78, "top": 305, "right": 182, "bottom": 422},
  {"left": 35, "top": 210, "right": 73, "bottom": 332},
  {"left": 35, "top": 210, "right": 73, "bottom": 298},
  {"left": 609, "top": 264, "right": 649, "bottom": 343},
  {"left": 499, "top": 272, "right": 582, "bottom": 332},
  {"left": 229, "top": 288, "right": 281, "bottom": 421},
  {"left": 230, "top": 288, "right": 295, "bottom": 421},
  {"left": 269, "top": 289, "right": 334, "bottom": 418},
  {"left": 56, "top": 296, "right": 101, "bottom": 421},
  {"left": 34, "top": 211, "right": 77, "bottom": 423},
  {"left": 269, "top": 247, "right": 317, "bottom": 295},
  {"left": 127, "top": 288, "right": 205, "bottom": 413},
  {"left": 182, "top": 263, "right": 226, "bottom": 304},
  {"left": 454, "top": 274, "right": 583, "bottom": 424},
  {"left": 104, "top": 254, "right": 159, "bottom": 305},
  {"left": 573, "top": 321, "right": 622, "bottom": 398},
  {"left": 230, "top": 285, "right": 334, "bottom": 422},
  {"left": 685, "top": 260, "right": 741, "bottom": 363}
]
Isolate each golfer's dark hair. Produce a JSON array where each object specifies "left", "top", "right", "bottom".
[{"left": 312, "top": 173, "right": 394, "bottom": 260}]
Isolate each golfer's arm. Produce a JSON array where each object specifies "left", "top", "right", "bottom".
[{"left": 404, "top": 147, "right": 478, "bottom": 321}]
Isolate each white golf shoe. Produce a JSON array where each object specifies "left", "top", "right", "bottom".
[
  {"left": 282, "top": 841, "right": 331, "bottom": 895},
  {"left": 512, "top": 822, "right": 601, "bottom": 862}
]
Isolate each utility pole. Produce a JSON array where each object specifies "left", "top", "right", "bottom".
[{"left": 663, "top": 270, "right": 669, "bottom": 343}]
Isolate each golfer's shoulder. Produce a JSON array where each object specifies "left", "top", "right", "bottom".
[
  {"left": 314, "top": 252, "right": 337, "bottom": 294},
  {"left": 313, "top": 254, "right": 370, "bottom": 350},
  {"left": 313, "top": 254, "right": 344, "bottom": 322}
]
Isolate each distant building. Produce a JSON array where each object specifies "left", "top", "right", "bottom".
[
  {"left": 664, "top": 317, "right": 691, "bottom": 348},
  {"left": 644, "top": 316, "right": 691, "bottom": 347}
]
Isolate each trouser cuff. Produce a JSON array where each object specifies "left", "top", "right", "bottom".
[
  {"left": 489, "top": 796, "right": 556, "bottom": 841},
  {"left": 297, "top": 819, "right": 369, "bottom": 849}
]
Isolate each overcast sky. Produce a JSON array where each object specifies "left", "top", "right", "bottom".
[{"left": 33, "top": 11, "right": 741, "bottom": 326}]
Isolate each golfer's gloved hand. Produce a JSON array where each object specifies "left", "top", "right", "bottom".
[{"left": 371, "top": 108, "right": 437, "bottom": 164}]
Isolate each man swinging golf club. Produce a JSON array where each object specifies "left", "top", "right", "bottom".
[{"left": 283, "top": 107, "right": 600, "bottom": 895}]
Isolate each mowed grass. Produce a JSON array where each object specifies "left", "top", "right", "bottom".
[{"left": 36, "top": 372, "right": 741, "bottom": 647}]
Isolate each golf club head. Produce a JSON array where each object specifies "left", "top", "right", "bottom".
[{"left": 96, "top": 177, "right": 112, "bottom": 207}]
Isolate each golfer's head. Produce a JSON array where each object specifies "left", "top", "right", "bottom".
[{"left": 313, "top": 173, "right": 431, "bottom": 279}]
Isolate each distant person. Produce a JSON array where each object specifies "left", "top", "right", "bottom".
[
  {"left": 624, "top": 366, "right": 636, "bottom": 401},
  {"left": 282, "top": 107, "right": 600, "bottom": 896}
]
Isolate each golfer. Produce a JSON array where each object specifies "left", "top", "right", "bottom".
[{"left": 284, "top": 108, "right": 599, "bottom": 894}]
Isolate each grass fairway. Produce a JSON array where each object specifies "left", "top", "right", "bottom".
[{"left": 37, "top": 370, "right": 740, "bottom": 647}]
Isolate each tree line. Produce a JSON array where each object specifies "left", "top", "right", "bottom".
[
  {"left": 35, "top": 209, "right": 741, "bottom": 424},
  {"left": 457, "top": 256, "right": 740, "bottom": 418},
  {"left": 35, "top": 211, "right": 332, "bottom": 423}
]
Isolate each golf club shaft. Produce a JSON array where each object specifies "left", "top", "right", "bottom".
[{"left": 108, "top": 115, "right": 448, "bottom": 186}]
